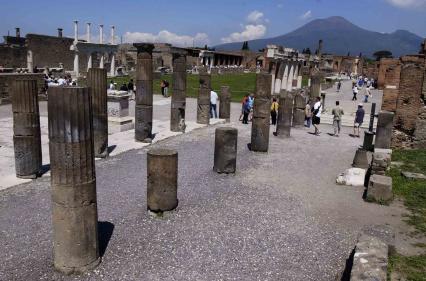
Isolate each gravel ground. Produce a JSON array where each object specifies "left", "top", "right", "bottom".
[{"left": 0, "top": 118, "right": 404, "bottom": 280}]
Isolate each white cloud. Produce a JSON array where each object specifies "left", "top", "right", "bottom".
[
  {"left": 300, "top": 10, "right": 312, "bottom": 20},
  {"left": 123, "top": 30, "right": 209, "bottom": 47},
  {"left": 386, "top": 0, "right": 426, "bottom": 8},
  {"left": 221, "top": 11, "right": 267, "bottom": 43}
]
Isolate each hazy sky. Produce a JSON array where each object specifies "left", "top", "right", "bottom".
[{"left": 1, "top": 0, "right": 425, "bottom": 46}]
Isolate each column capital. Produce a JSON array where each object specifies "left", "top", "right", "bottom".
[{"left": 133, "top": 43, "right": 155, "bottom": 54}]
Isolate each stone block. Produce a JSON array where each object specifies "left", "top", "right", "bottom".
[
  {"left": 367, "top": 175, "right": 393, "bottom": 203},
  {"left": 107, "top": 94, "right": 130, "bottom": 118}
]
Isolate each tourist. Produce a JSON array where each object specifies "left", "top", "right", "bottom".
[
  {"left": 364, "top": 86, "right": 371, "bottom": 103},
  {"left": 352, "top": 85, "right": 358, "bottom": 101},
  {"left": 164, "top": 80, "right": 169, "bottom": 97},
  {"left": 312, "top": 96, "right": 322, "bottom": 136},
  {"left": 160, "top": 80, "right": 165, "bottom": 96},
  {"left": 109, "top": 80, "right": 115, "bottom": 90},
  {"left": 210, "top": 90, "right": 218, "bottom": 118},
  {"left": 248, "top": 93, "right": 255, "bottom": 121},
  {"left": 337, "top": 80, "right": 342, "bottom": 92},
  {"left": 305, "top": 100, "right": 312, "bottom": 128},
  {"left": 270, "top": 98, "right": 279, "bottom": 125},
  {"left": 239, "top": 95, "right": 248, "bottom": 121},
  {"left": 353, "top": 103, "right": 365, "bottom": 137},
  {"left": 57, "top": 76, "right": 66, "bottom": 86},
  {"left": 127, "top": 79, "right": 134, "bottom": 93},
  {"left": 242, "top": 98, "right": 251, "bottom": 124},
  {"left": 331, "top": 101, "right": 344, "bottom": 137},
  {"left": 120, "top": 84, "right": 128, "bottom": 91}
]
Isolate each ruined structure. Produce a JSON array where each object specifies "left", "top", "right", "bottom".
[
  {"left": 11, "top": 77, "right": 42, "bottom": 178},
  {"left": 292, "top": 92, "right": 306, "bottom": 127},
  {"left": 219, "top": 86, "right": 231, "bottom": 122},
  {"left": 251, "top": 73, "right": 272, "bottom": 152},
  {"left": 170, "top": 48, "right": 187, "bottom": 132},
  {"left": 275, "top": 91, "right": 293, "bottom": 138},
  {"left": 48, "top": 87, "right": 100, "bottom": 274},
  {"left": 213, "top": 127, "right": 238, "bottom": 174},
  {"left": 134, "top": 43, "right": 154, "bottom": 142},
  {"left": 197, "top": 69, "right": 211, "bottom": 125}
]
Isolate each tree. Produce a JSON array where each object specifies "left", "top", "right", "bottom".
[
  {"left": 204, "top": 44, "right": 208, "bottom": 50},
  {"left": 373, "top": 50, "right": 393, "bottom": 61},
  {"left": 241, "top": 41, "right": 250, "bottom": 51}
]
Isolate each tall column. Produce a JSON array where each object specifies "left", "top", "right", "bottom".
[
  {"left": 74, "top": 50, "right": 79, "bottom": 77},
  {"left": 281, "top": 64, "right": 289, "bottom": 90},
  {"left": 292, "top": 92, "right": 305, "bottom": 127},
  {"left": 99, "top": 54, "right": 104, "bottom": 69},
  {"left": 297, "top": 75, "right": 303, "bottom": 89},
  {"left": 275, "top": 91, "right": 293, "bottom": 138},
  {"left": 310, "top": 74, "right": 321, "bottom": 99},
  {"left": 87, "top": 68, "right": 108, "bottom": 158},
  {"left": 197, "top": 68, "right": 211, "bottom": 124},
  {"left": 375, "top": 111, "right": 395, "bottom": 149},
  {"left": 219, "top": 86, "right": 231, "bottom": 122},
  {"left": 147, "top": 148, "right": 178, "bottom": 212},
  {"left": 86, "top": 22, "right": 91, "bottom": 43},
  {"left": 134, "top": 43, "right": 155, "bottom": 142},
  {"left": 270, "top": 62, "right": 276, "bottom": 95},
  {"left": 27, "top": 50, "right": 33, "bottom": 73},
  {"left": 110, "top": 25, "right": 115, "bottom": 44},
  {"left": 99, "top": 25, "right": 104, "bottom": 68},
  {"left": 214, "top": 127, "right": 238, "bottom": 173},
  {"left": 250, "top": 73, "right": 272, "bottom": 152},
  {"left": 170, "top": 49, "right": 187, "bottom": 132},
  {"left": 48, "top": 87, "right": 100, "bottom": 274},
  {"left": 287, "top": 65, "right": 295, "bottom": 91},
  {"left": 87, "top": 53, "right": 92, "bottom": 70},
  {"left": 110, "top": 53, "right": 115, "bottom": 76},
  {"left": 11, "top": 78, "right": 42, "bottom": 178},
  {"left": 274, "top": 63, "right": 283, "bottom": 94},
  {"left": 73, "top": 20, "right": 78, "bottom": 43}
]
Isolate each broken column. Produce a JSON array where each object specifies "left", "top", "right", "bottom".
[
  {"left": 219, "top": 86, "right": 231, "bottom": 122},
  {"left": 275, "top": 91, "right": 293, "bottom": 138},
  {"left": 197, "top": 68, "right": 211, "bottom": 125},
  {"left": 310, "top": 73, "right": 321, "bottom": 99},
  {"left": 352, "top": 148, "right": 369, "bottom": 169},
  {"left": 147, "top": 148, "right": 178, "bottom": 212},
  {"left": 367, "top": 175, "right": 393, "bottom": 203},
  {"left": 251, "top": 73, "right": 272, "bottom": 152},
  {"left": 292, "top": 92, "right": 305, "bottom": 127},
  {"left": 375, "top": 111, "right": 395, "bottom": 149},
  {"left": 134, "top": 43, "right": 154, "bottom": 142},
  {"left": 87, "top": 68, "right": 108, "bottom": 158},
  {"left": 213, "top": 127, "right": 238, "bottom": 173},
  {"left": 11, "top": 78, "right": 42, "bottom": 179},
  {"left": 48, "top": 87, "right": 100, "bottom": 274},
  {"left": 170, "top": 48, "right": 187, "bottom": 132}
]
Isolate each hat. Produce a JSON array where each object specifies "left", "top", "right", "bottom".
[{"left": 358, "top": 103, "right": 363, "bottom": 107}]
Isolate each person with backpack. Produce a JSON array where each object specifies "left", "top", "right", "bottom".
[{"left": 270, "top": 98, "right": 279, "bottom": 125}]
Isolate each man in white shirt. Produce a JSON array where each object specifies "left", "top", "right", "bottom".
[
  {"left": 312, "top": 96, "right": 322, "bottom": 136},
  {"left": 210, "top": 90, "right": 219, "bottom": 118}
]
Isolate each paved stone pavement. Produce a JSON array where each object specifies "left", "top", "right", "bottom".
[{"left": 0, "top": 104, "right": 404, "bottom": 280}]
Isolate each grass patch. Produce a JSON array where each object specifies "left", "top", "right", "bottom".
[
  {"left": 109, "top": 73, "right": 256, "bottom": 102},
  {"left": 387, "top": 149, "right": 426, "bottom": 235},
  {"left": 388, "top": 250, "right": 426, "bottom": 281}
]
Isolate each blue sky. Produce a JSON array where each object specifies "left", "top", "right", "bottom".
[{"left": 1, "top": 0, "right": 425, "bottom": 46}]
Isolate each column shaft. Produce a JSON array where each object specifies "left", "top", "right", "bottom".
[
  {"left": 251, "top": 73, "right": 272, "bottom": 152},
  {"left": 276, "top": 91, "right": 293, "bottom": 138},
  {"left": 219, "top": 86, "right": 231, "bottom": 122},
  {"left": 170, "top": 52, "right": 187, "bottom": 132},
  {"left": 214, "top": 127, "right": 238, "bottom": 173},
  {"left": 197, "top": 69, "right": 211, "bottom": 124}
]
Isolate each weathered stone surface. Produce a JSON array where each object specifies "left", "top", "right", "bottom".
[
  {"left": 170, "top": 50, "right": 187, "bottom": 132},
  {"left": 414, "top": 107, "right": 426, "bottom": 149},
  {"left": 276, "top": 91, "right": 292, "bottom": 138},
  {"left": 47, "top": 86, "right": 100, "bottom": 274},
  {"left": 352, "top": 148, "right": 369, "bottom": 169},
  {"left": 197, "top": 71, "right": 211, "bottom": 125},
  {"left": 369, "top": 103, "right": 377, "bottom": 132},
  {"left": 134, "top": 43, "right": 154, "bottom": 142},
  {"left": 251, "top": 73, "right": 272, "bottom": 152},
  {"left": 363, "top": 131, "right": 375, "bottom": 152},
  {"left": 367, "top": 174, "right": 393, "bottom": 203},
  {"left": 401, "top": 171, "right": 426, "bottom": 180},
  {"left": 11, "top": 78, "right": 42, "bottom": 178},
  {"left": 350, "top": 234, "right": 388, "bottom": 281},
  {"left": 375, "top": 111, "right": 394, "bottom": 149},
  {"left": 219, "top": 86, "right": 231, "bottom": 122},
  {"left": 147, "top": 148, "right": 178, "bottom": 212},
  {"left": 336, "top": 168, "right": 366, "bottom": 187},
  {"left": 309, "top": 72, "right": 322, "bottom": 99},
  {"left": 87, "top": 68, "right": 108, "bottom": 158},
  {"left": 213, "top": 127, "right": 238, "bottom": 173},
  {"left": 293, "top": 92, "right": 306, "bottom": 127}
]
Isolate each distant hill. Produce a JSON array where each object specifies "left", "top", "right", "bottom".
[{"left": 215, "top": 16, "right": 423, "bottom": 58}]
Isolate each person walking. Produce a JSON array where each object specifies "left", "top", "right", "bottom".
[
  {"left": 248, "top": 93, "right": 254, "bottom": 121},
  {"left": 364, "top": 86, "right": 371, "bottom": 103},
  {"left": 270, "top": 98, "right": 279, "bottom": 125},
  {"left": 164, "top": 80, "right": 169, "bottom": 97},
  {"left": 239, "top": 95, "right": 248, "bottom": 121},
  {"left": 352, "top": 85, "right": 359, "bottom": 101},
  {"left": 242, "top": 98, "right": 251, "bottom": 124},
  {"left": 312, "top": 96, "right": 322, "bottom": 136},
  {"left": 331, "top": 101, "right": 344, "bottom": 137},
  {"left": 160, "top": 80, "right": 165, "bottom": 97},
  {"left": 353, "top": 103, "right": 365, "bottom": 137},
  {"left": 337, "top": 81, "right": 342, "bottom": 92},
  {"left": 210, "top": 90, "right": 218, "bottom": 118},
  {"left": 305, "top": 100, "right": 312, "bottom": 128}
]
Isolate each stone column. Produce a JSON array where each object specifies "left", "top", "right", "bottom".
[
  {"left": 87, "top": 68, "right": 108, "bottom": 158},
  {"left": 11, "top": 78, "right": 42, "bottom": 179},
  {"left": 281, "top": 64, "right": 289, "bottom": 91},
  {"left": 73, "top": 20, "right": 78, "bottom": 43},
  {"left": 99, "top": 54, "right": 104, "bottom": 69},
  {"left": 87, "top": 53, "right": 93, "bottom": 70},
  {"left": 297, "top": 75, "right": 303, "bottom": 89},
  {"left": 213, "top": 127, "right": 238, "bottom": 173},
  {"left": 292, "top": 92, "right": 305, "bottom": 127},
  {"left": 134, "top": 43, "right": 154, "bottom": 142},
  {"left": 197, "top": 68, "right": 211, "bottom": 124},
  {"left": 27, "top": 50, "right": 33, "bottom": 73},
  {"left": 251, "top": 73, "right": 272, "bottom": 152},
  {"left": 170, "top": 49, "right": 187, "bottom": 132},
  {"left": 375, "top": 111, "right": 395, "bottom": 149},
  {"left": 274, "top": 63, "right": 284, "bottom": 94},
  {"left": 73, "top": 50, "right": 79, "bottom": 77},
  {"left": 310, "top": 75, "right": 321, "bottom": 99},
  {"left": 219, "top": 86, "right": 231, "bottom": 122},
  {"left": 110, "top": 53, "right": 115, "bottom": 76},
  {"left": 275, "top": 91, "right": 293, "bottom": 138},
  {"left": 86, "top": 22, "right": 91, "bottom": 43},
  {"left": 99, "top": 25, "right": 104, "bottom": 68},
  {"left": 352, "top": 148, "right": 369, "bottom": 169},
  {"left": 287, "top": 65, "right": 295, "bottom": 91},
  {"left": 147, "top": 148, "right": 178, "bottom": 212},
  {"left": 369, "top": 103, "right": 377, "bottom": 132},
  {"left": 48, "top": 86, "right": 100, "bottom": 274}
]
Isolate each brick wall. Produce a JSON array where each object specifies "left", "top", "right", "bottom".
[
  {"left": 381, "top": 64, "right": 401, "bottom": 112},
  {"left": 377, "top": 58, "right": 399, "bottom": 90},
  {"left": 0, "top": 73, "right": 45, "bottom": 103},
  {"left": 0, "top": 45, "right": 27, "bottom": 68}
]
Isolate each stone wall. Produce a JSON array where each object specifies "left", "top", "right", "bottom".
[
  {"left": 0, "top": 45, "right": 27, "bottom": 68},
  {"left": 381, "top": 64, "right": 401, "bottom": 112},
  {"left": 0, "top": 73, "right": 45, "bottom": 103},
  {"left": 362, "top": 61, "right": 379, "bottom": 79},
  {"left": 377, "top": 58, "right": 399, "bottom": 90}
]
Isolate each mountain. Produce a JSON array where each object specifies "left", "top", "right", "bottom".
[{"left": 215, "top": 16, "right": 423, "bottom": 58}]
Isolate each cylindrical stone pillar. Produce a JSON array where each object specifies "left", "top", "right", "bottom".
[
  {"left": 11, "top": 78, "right": 42, "bottom": 179},
  {"left": 219, "top": 86, "right": 231, "bottom": 122},
  {"left": 310, "top": 75, "right": 321, "bottom": 99},
  {"left": 363, "top": 131, "right": 375, "bottom": 152},
  {"left": 134, "top": 43, "right": 155, "bottom": 142},
  {"left": 369, "top": 102, "right": 376, "bottom": 132},
  {"left": 375, "top": 111, "right": 395, "bottom": 149},
  {"left": 213, "top": 127, "right": 238, "bottom": 173},
  {"left": 197, "top": 69, "right": 211, "bottom": 125},
  {"left": 251, "top": 73, "right": 272, "bottom": 152},
  {"left": 352, "top": 148, "right": 369, "bottom": 169},
  {"left": 87, "top": 68, "right": 108, "bottom": 158},
  {"left": 170, "top": 49, "right": 187, "bottom": 132},
  {"left": 276, "top": 91, "right": 293, "bottom": 138},
  {"left": 48, "top": 87, "right": 100, "bottom": 274},
  {"left": 147, "top": 148, "right": 178, "bottom": 212},
  {"left": 292, "top": 92, "right": 305, "bottom": 127}
]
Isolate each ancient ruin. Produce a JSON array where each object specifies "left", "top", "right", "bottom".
[
  {"left": 170, "top": 48, "right": 187, "bottom": 132},
  {"left": 197, "top": 69, "right": 211, "bottom": 125},
  {"left": 251, "top": 73, "right": 272, "bottom": 151},
  {"left": 219, "top": 86, "right": 231, "bottom": 122},
  {"left": 275, "top": 91, "right": 293, "bottom": 138},
  {"left": 213, "top": 127, "right": 238, "bottom": 173}
]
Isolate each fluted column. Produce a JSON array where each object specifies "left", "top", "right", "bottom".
[
  {"left": 48, "top": 86, "right": 100, "bottom": 274},
  {"left": 275, "top": 91, "right": 293, "bottom": 138},
  {"left": 197, "top": 68, "right": 211, "bottom": 125},
  {"left": 134, "top": 43, "right": 155, "bottom": 142},
  {"left": 11, "top": 78, "right": 42, "bottom": 178},
  {"left": 87, "top": 68, "right": 108, "bottom": 157},
  {"left": 219, "top": 86, "right": 231, "bottom": 122},
  {"left": 170, "top": 49, "right": 187, "bottom": 132},
  {"left": 292, "top": 92, "right": 305, "bottom": 127},
  {"left": 251, "top": 73, "right": 272, "bottom": 152}
]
